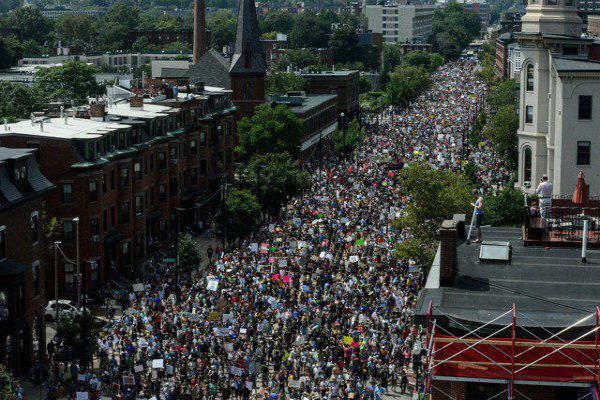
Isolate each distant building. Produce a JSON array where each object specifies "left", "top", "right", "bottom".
[
  {"left": 397, "top": 42, "right": 433, "bottom": 57},
  {"left": 499, "top": 11, "right": 523, "bottom": 34},
  {"left": 40, "top": 5, "right": 104, "bottom": 18},
  {"left": 271, "top": 93, "right": 339, "bottom": 152},
  {"left": 300, "top": 70, "right": 360, "bottom": 119},
  {"left": 587, "top": 15, "right": 600, "bottom": 37},
  {"left": 128, "top": 28, "right": 201, "bottom": 49},
  {"left": 496, "top": 32, "right": 515, "bottom": 78},
  {"left": 455, "top": 0, "right": 490, "bottom": 29},
  {"left": 507, "top": 42, "right": 522, "bottom": 79},
  {"left": 0, "top": 148, "right": 54, "bottom": 376},
  {"left": 262, "top": 34, "right": 289, "bottom": 65},
  {"left": 365, "top": 2, "right": 436, "bottom": 44}
]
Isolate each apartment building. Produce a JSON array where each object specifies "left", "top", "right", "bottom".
[
  {"left": 365, "top": 3, "right": 436, "bottom": 44},
  {"left": 0, "top": 148, "right": 54, "bottom": 376},
  {"left": 0, "top": 89, "right": 236, "bottom": 299}
]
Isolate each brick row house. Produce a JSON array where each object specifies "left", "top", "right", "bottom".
[
  {"left": 0, "top": 88, "right": 235, "bottom": 301},
  {"left": 0, "top": 148, "right": 54, "bottom": 376}
]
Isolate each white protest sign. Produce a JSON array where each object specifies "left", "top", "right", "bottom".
[
  {"left": 152, "top": 359, "right": 164, "bottom": 369},
  {"left": 132, "top": 283, "right": 145, "bottom": 292},
  {"left": 207, "top": 279, "right": 219, "bottom": 292},
  {"left": 76, "top": 393, "right": 89, "bottom": 400},
  {"left": 250, "top": 243, "right": 258, "bottom": 252},
  {"left": 134, "top": 365, "right": 144, "bottom": 373}
]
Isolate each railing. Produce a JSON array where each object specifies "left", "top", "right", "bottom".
[{"left": 524, "top": 203, "right": 600, "bottom": 244}]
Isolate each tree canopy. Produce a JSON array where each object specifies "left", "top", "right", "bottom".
[
  {"left": 289, "top": 11, "right": 330, "bottom": 49},
  {"left": 0, "top": 82, "right": 44, "bottom": 122},
  {"left": 177, "top": 233, "right": 202, "bottom": 275},
  {"left": 430, "top": 3, "right": 481, "bottom": 60},
  {"left": 223, "top": 188, "right": 261, "bottom": 243},
  {"left": 35, "top": 61, "right": 104, "bottom": 103},
  {"left": 266, "top": 72, "right": 308, "bottom": 95},
  {"left": 329, "top": 25, "right": 360, "bottom": 65},
  {"left": 236, "top": 103, "right": 303, "bottom": 160},
  {"left": 385, "top": 65, "right": 431, "bottom": 108}
]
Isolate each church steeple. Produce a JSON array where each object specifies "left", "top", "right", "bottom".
[
  {"left": 229, "top": 0, "right": 266, "bottom": 76},
  {"left": 521, "top": 0, "right": 582, "bottom": 36},
  {"left": 229, "top": 0, "right": 266, "bottom": 120}
]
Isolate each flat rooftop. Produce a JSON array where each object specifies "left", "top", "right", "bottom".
[
  {"left": 300, "top": 70, "right": 358, "bottom": 77},
  {"left": 417, "top": 227, "right": 600, "bottom": 329},
  {"left": 2, "top": 118, "right": 130, "bottom": 140},
  {"left": 0, "top": 148, "right": 36, "bottom": 162},
  {"left": 272, "top": 94, "right": 337, "bottom": 114}
]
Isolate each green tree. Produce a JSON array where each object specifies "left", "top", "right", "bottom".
[
  {"left": 207, "top": 10, "right": 237, "bottom": 51},
  {"left": 359, "top": 75, "right": 371, "bottom": 93},
  {"left": 56, "top": 310, "right": 98, "bottom": 368},
  {"left": 0, "top": 363, "right": 21, "bottom": 400},
  {"left": 34, "top": 61, "right": 104, "bottom": 104},
  {"left": 6, "top": 6, "right": 52, "bottom": 43},
  {"left": 430, "top": 3, "right": 481, "bottom": 60},
  {"left": 133, "top": 64, "right": 152, "bottom": 80},
  {"left": 163, "top": 41, "right": 191, "bottom": 53},
  {"left": 96, "top": 22, "right": 130, "bottom": 52},
  {"left": 483, "top": 105, "right": 519, "bottom": 171},
  {"left": 487, "top": 79, "right": 519, "bottom": 113},
  {"left": 177, "top": 233, "right": 202, "bottom": 275},
  {"left": 0, "top": 82, "right": 43, "bottom": 122},
  {"left": 485, "top": 188, "right": 525, "bottom": 227},
  {"left": 132, "top": 37, "right": 160, "bottom": 53},
  {"left": 401, "top": 50, "right": 432, "bottom": 70},
  {"left": 331, "top": 118, "right": 364, "bottom": 155},
  {"left": 223, "top": 188, "right": 261, "bottom": 243},
  {"left": 278, "top": 49, "right": 319, "bottom": 70},
  {"left": 238, "top": 153, "right": 310, "bottom": 218},
  {"left": 259, "top": 11, "right": 294, "bottom": 34},
  {"left": 0, "top": 36, "right": 22, "bottom": 70},
  {"left": 54, "top": 14, "right": 98, "bottom": 48},
  {"left": 381, "top": 44, "right": 401, "bottom": 84},
  {"left": 266, "top": 72, "right": 308, "bottom": 95},
  {"left": 105, "top": 1, "right": 140, "bottom": 30},
  {"left": 430, "top": 53, "right": 445, "bottom": 70},
  {"left": 0, "top": 0, "right": 22, "bottom": 14},
  {"left": 329, "top": 25, "right": 360, "bottom": 64},
  {"left": 394, "top": 163, "right": 473, "bottom": 264},
  {"left": 289, "top": 11, "right": 330, "bottom": 49},
  {"left": 385, "top": 65, "right": 431, "bottom": 108},
  {"left": 236, "top": 103, "right": 303, "bottom": 160}
]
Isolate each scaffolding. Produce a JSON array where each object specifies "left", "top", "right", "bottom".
[{"left": 423, "top": 301, "right": 600, "bottom": 400}]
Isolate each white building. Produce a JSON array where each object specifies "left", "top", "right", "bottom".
[
  {"left": 515, "top": 0, "right": 600, "bottom": 195},
  {"left": 40, "top": 6, "right": 104, "bottom": 19},
  {"left": 507, "top": 42, "right": 522, "bottom": 79},
  {"left": 365, "top": 2, "right": 436, "bottom": 44}
]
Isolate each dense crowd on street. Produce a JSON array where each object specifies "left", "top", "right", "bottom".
[{"left": 45, "top": 59, "right": 510, "bottom": 400}]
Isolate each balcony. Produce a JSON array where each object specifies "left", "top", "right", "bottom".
[{"left": 523, "top": 197, "right": 600, "bottom": 247}]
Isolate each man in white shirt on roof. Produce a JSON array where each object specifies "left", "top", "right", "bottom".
[{"left": 536, "top": 175, "right": 553, "bottom": 222}]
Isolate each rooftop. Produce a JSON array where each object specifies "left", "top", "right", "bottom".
[
  {"left": 553, "top": 56, "right": 600, "bottom": 72},
  {"left": 0, "top": 148, "right": 37, "bottom": 162},
  {"left": 271, "top": 93, "right": 337, "bottom": 114},
  {"left": 300, "top": 70, "right": 359, "bottom": 77},
  {"left": 417, "top": 226, "right": 600, "bottom": 329},
  {"left": 2, "top": 117, "right": 130, "bottom": 140}
]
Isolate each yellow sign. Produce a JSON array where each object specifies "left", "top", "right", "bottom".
[{"left": 343, "top": 336, "right": 354, "bottom": 345}]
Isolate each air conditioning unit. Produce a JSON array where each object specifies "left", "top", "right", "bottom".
[{"left": 91, "top": 235, "right": 100, "bottom": 243}]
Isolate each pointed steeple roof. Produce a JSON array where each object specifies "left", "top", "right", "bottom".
[{"left": 229, "top": 0, "right": 266, "bottom": 76}]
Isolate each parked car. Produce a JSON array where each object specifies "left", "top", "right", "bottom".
[{"left": 45, "top": 299, "right": 80, "bottom": 321}]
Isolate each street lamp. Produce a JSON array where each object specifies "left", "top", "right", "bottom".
[
  {"left": 54, "top": 241, "right": 62, "bottom": 323},
  {"left": 73, "top": 217, "right": 80, "bottom": 307}
]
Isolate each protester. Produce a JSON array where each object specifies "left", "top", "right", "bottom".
[{"left": 45, "top": 59, "right": 509, "bottom": 400}]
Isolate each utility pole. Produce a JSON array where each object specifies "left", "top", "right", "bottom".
[
  {"left": 73, "top": 217, "right": 80, "bottom": 307},
  {"left": 54, "top": 241, "right": 61, "bottom": 323}
]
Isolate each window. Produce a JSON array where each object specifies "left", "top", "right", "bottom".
[
  {"left": 579, "top": 95, "right": 592, "bottom": 120},
  {"left": 90, "top": 261, "right": 99, "bottom": 284},
  {"left": 0, "top": 291, "right": 8, "bottom": 320},
  {"left": 135, "top": 194, "right": 144, "bottom": 216},
  {"left": 31, "top": 212, "right": 39, "bottom": 243},
  {"left": 159, "top": 220, "right": 167, "bottom": 240},
  {"left": 32, "top": 261, "right": 40, "bottom": 298},
  {"left": 523, "top": 147, "right": 532, "bottom": 183},
  {"left": 120, "top": 167, "right": 129, "bottom": 187},
  {"left": 159, "top": 183, "right": 167, "bottom": 202},
  {"left": 563, "top": 46, "right": 578, "bottom": 56},
  {"left": 90, "top": 218, "right": 99, "bottom": 237},
  {"left": 191, "top": 168, "right": 198, "bottom": 185},
  {"left": 110, "top": 171, "right": 115, "bottom": 190},
  {"left": 525, "top": 106, "right": 534, "bottom": 124},
  {"left": 63, "top": 221, "right": 74, "bottom": 242},
  {"left": 0, "top": 226, "right": 5, "bottom": 259},
  {"left": 103, "top": 210, "right": 108, "bottom": 232},
  {"left": 199, "top": 131, "right": 206, "bottom": 146},
  {"left": 121, "top": 202, "right": 130, "bottom": 223},
  {"left": 62, "top": 184, "right": 73, "bottom": 203},
  {"left": 64, "top": 263, "right": 74, "bottom": 292},
  {"left": 121, "top": 242, "right": 130, "bottom": 265},
  {"left": 190, "top": 139, "right": 197, "bottom": 155},
  {"left": 111, "top": 206, "right": 116, "bottom": 227},
  {"left": 170, "top": 177, "right": 178, "bottom": 197},
  {"left": 577, "top": 141, "right": 591, "bottom": 165},
  {"left": 134, "top": 162, "right": 142, "bottom": 180},
  {"left": 159, "top": 152, "right": 167, "bottom": 169},
  {"left": 526, "top": 64, "right": 534, "bottom": 91},
  {"left": 200, "top": 160, "right": 207, "bottom": 175},
  {"left": 89, "top": 180, "right": 98, "bottom": 202},
  {"left": 170, "top": 147, "right": 177, "bottom": 160}
]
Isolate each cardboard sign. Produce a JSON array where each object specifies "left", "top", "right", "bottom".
[
  {"left": 77, "top": 374, "right": 87, "bottom": 381},
  {"left": 132, "top": 283, "right": 145, "bottom": 292},
  {"left": 152, "top": 359, "right": 164, "bottom": 369},
  {"left": 134, "top": 365, "right": 144, "bottom": 373}
]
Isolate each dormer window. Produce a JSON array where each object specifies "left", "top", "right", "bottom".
[{"left": 15, "top": 165, "right": 27, "bottom": 183}]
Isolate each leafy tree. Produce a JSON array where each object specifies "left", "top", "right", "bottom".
[
  {"left": 329, "top": 25, "right": 360, "bottom": 64},
  {"left": 277, "top": 49, "right": 319, "bottom": 70},
  {"left": 331, "top": 118, "right": 364, "bottom": 155},
  {"left": 104, "top": 1, "right": 140, "bottom": 30},
  {"left": 394, "top": 163, "right": 473, "bottom": 264},
  {"left": 0, "top": 0, "right": 22, "bottom": 14},
  {"left": 207, "top": 10, "right": 237, "bottom": 51},
  {"left": 259, "top": 11, "right": 294, "bottom": 34},
  {"left": 56, "top": 310, "right": 98, "bottom": 368},
  {"left": 132, "top": 37, "right": 160, "bottom": 53},
  {"left": 96, "top": 22, "right": 130, "bottom": 52},
  {"left": 385, "top": 65, "right": 431, "bottom": 108},
  {"left": 359, "top": 76, "right": 371, "bottom": 93},
  {"left": 133, "top": 64, "right": 152, "bottom": 80},
  {"left": 486, "top": 79, "right": 518, "bottom": 113},
  {"left": 0, "top": 37, "right": 21, "bottom": 70},
  {"left": 163, "top": 41, "right": 191, "bottom": 53},
  {"left": 22, "top": 39, "right": 43, "bottom": 56},
  {"left": 6, "top": 6, "right": 52, "bottom": 43},
  {"left": 54, "top": 14, "right": 98, "bottom": 48},
  {"left": 401, "top": 50, "right": 432, "bottom": 70},
  {"left": 430, "top": 53, "right": 445, "bottom": 70},
  {"left": 266, "top": 72, "right": 308, "bottom": 95},
  {"left": 381, "top": 44, "right": 401, "bottom": 84},
  {"left": 289, "top": 11, "right": 330, "bottom": 49},
  {"left": 236, "top": 103, "right": 303, "bottom": 160},
  {"left": 238, "top": 153, "right": 310, "bottom": 218},
  {"left": 0, "top": 363, "right": 21, "bottom": 400},
  {"left": 0, "top": 82, "right": 44, "bottom": 122},
  {"left": 486, "top": 188, "right": 525, "bottom": 227},
  {"left": 35, "top": 61, "right": 104, "bottom": 104},
  {"left": 177, "top": 233, "right": 202, "bottom": 275},
  {"left": 430, "top": 3, "right": 481, "bottom": 60},
  {"left": 223, "top": 188, "right": 261, "bottom": 243},
  {"left": 483, "top": 105, "right": 519, "bottom": 171}
]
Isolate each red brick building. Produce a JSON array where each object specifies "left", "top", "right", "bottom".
[
  {"left": 0, "top": 148, "right": 54, "bottom": 376},
  {"left": 300, "top": 70, "right": 360, "bottom": 120},
  {"left": 0, "top": 89, "right": 235, "bottom": 299}
]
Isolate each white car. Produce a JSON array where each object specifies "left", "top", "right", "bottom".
[{"left": 45, "top": 300, "right": 80, "bottom": 321}]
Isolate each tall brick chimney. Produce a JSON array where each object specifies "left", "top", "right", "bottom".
[
  {"left": 89, "top": 103, "right": 106, "bottom": 121},
  {"left": 193, "top": 0, "right": 207, "bottom": 63},
  {"left": 439, "top": 219, "right": 458, "bottom": 287},
  {"left": 130, "top": 96, "right": 144, "bottom": 109}
]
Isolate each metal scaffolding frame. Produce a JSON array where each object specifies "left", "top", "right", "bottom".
[{"left": 423, "top": 301, "right": 600, "bottom": 400}]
